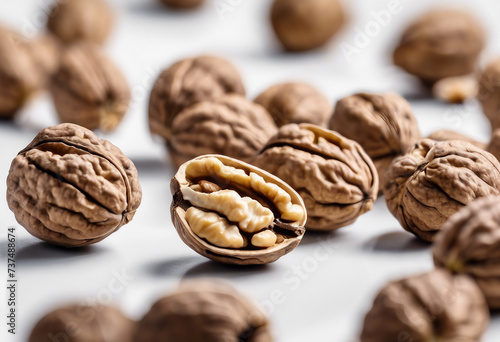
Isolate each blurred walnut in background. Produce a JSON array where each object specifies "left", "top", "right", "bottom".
[
  {"left": 255, "top": 82, "right": 332, "bottom": 127},
  {"left": 393, "top": 9, "right": 485, "bottom": 84},
  {"left": 427, "top": 129, "right": 486, "bottom": 149},
  {"left": 159, "top": 0, "right": 205, "bottom": 9},
  {"left": 271, "top": 0, "right": 345, "bottom": 52},
  {"left": 479, "top": 59, "right": 500, "bottom": 131},
  {"left": 27, "top": 34, "right": 60, "bottom": 88},
  {"left": 47, "top": 0, "right": 113, "bottom": 45}
]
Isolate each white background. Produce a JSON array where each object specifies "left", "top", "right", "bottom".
[{"left": 1, "top": 0, "right": 500, "bottom": 341}]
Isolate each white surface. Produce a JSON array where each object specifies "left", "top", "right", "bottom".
[{"left": 1, "top": 0, "right": 500, "bottom": 341}]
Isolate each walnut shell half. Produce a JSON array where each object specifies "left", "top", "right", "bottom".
[
  {"left": 433, "top": 196, "right": 500, "bottom": 309},
  {"left": 135, "top": 279, "right": 272, "bottom": 342},
  {"left": 253, "top": 124, "right": 378, "bottom": 231},
  {"left": 385, "top": 139, "right": 500, "bottom": 242},
  {"left": 329, "top": 93, "right": 421, "bottom": 193},
  {"left": 360, "top": 269, "right": 489, "bottom": 342},
  {"left": 6, "top": 123, "right": 142, "bottom": 247},
  {"left": 171, "top": 155, "right": 306, "bottom": 265}
]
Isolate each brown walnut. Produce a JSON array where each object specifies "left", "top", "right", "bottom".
[
  {"left": 148, "top": 55, "right": 245, "bottom": 141},
  {"left": 487, "top": 128, "right": 500, "bottom": 161},
  {"left": 6, "top": 123, "right": 142, "bottom": 247},
  {"left": 255, "top": 82, "right": 332, "bottom": 127},
  {"left": 433, "top": 196, "right": 500, "bottom": 309},
  {"left": 171, "top": 155, "right": 306, "bottom": 265},
  {"left": 427, "top": 129, "right": 486, "bottom": 149},
  {"left": 29, "top": 304, "right": 135, "bottom": 342},
  {"left": 253, "top": 123, "right": 378, "bottom": 231},
  {"left": 27, "top": 34, "right": 61, "bottom": 88},
  {"left": 47, "top": 0, "right": 113, "bottom": 45},
  {"left": 393, "top": 9, "right": 485, "bottom": 84},
  {"left": 360, "top": 269, "right": 489, "bottom": 342},
  {"left": 169, "top": 94, "right": 277, "bottom": 168},
  {"left": 271, "top": 0, "right": 345, "bottom": 52},
  {"left": 329, "top": 93, "right": 421, "bottom": 193},
  {"left": 50, "top": 43, "right": 131, "bottom": 132},
  {"left": 385, "top": 139, "right": 500, "bottom": 242},
  {"left": 478, "top": 59, "right": 500, "bottom": 130},
  {"left": 0, "top": 27, "right": 40, "bottom": 119},
  {"left": 159, "top": 0, "right": 205, "bottom": 9},
  {"left": 135, "top": 279, "right": 272, "bottom": 342}
]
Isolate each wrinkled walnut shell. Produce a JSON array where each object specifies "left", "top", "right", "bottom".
[
  {"left": 29, "top": 304, "right": 135, "bottom": 342},
  {"left": 255, "top": 82, "right": 331, "bottom": 127},
  {"left": 6, "top": 123, "right": 142, "bottom": 247},
  {"left": 135, "top": 279, "right": 272, "bottom": 342},
  {"left": 360, "top": 269, "right": 489, "bottom": 342},
  {"left": 169, "top": 94, "right": 277, "bottom": 168},
  {"left": 253, "top": 123, "right": 378, "bottom": 231},
  {"left": 427, "top": 129, "right": 486, "bottom": 149},
  {"left": 271, "top": 0, "right": 345, "bottom": 52},
  {"left": 171, "top": 155, "right": 306, "bottom": 265},
  {"left": 159, "top": 0, "right": 205, "bottom": 9},
  {"left": 433, "top": 196, "right": 500, "bottom": 309},
  {"left": 329, "top": 93, "right": 421, "bottom": 193},
  {"left": 50, "top": 43, "right": 131, "bottom": 132},
  {"left": 385, "top": 139, "right": 500, "bottom": 242},
  {"left": 148, "top": 55, "right": 245, "bottom": 141},
  {"left": 393, "top": 9, "right": 485, "bottom": 84},
  {"left": 478, "top": 59, "right": 500, "bottom": 131},
  {"left": 47, "top": 0, "right": 113, "bottom": 45}
]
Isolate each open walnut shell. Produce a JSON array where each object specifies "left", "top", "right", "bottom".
[{"left": 170, "top": 155, "right": 306, "bottom": 265}]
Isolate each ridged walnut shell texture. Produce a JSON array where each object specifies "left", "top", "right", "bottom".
[
  {"left": 29, "top": 304, "right": 135, "bottom": 342},
  {"left": 329, "top": 93, "right": 421, "bottom": 193},
  {"left": 433, "top": 196, "right": 500, "bottom": 309},
  {"left": 50, "top": 43, "right": 131, "bottom": 132},
  {"left": 169, "top": 94, "right": 277, "bottom": 168},
  {"left": 171, "top": 155, "right": 306, "bottom": 265},
  {"left": 478, "top": 59, "right": 500, "bottom": 131},
  {"left": 385, "top": 139, "right": 500, "bottom": 242},
  {"left": 255, "top": 82, "right": 332, "bottom": 127},
  {"left": 135, "top": 279, "right": 272, "bottom": 342},
  {"left": 271, "top": 0, "right": 345, "bottom": 52},
  {"left": 6, "top": 123, "right": 142, "bottom": 247},
  {"left": 47, "top": 0, "right": 113, "bottom": 45},
  {"left": 393, "top": 9, "right": 485, "bottom": 83},
  {"left": 253, "top": 123, "right": 378, "bottom": 231},
  {"left": 159, "top": 0, "right": 205, "bottom": 9},
  {"left": 427, "top": 129, "right": 486, "bottom": 150},
  {"left": 148, "top": 55, "right": 245, "bottom": 141},
  {"left": 360, "top": 269, "right": 489, "bottom": 342},
  {"left": 0, "top": 27, "right": 40, "bottom": 119}
]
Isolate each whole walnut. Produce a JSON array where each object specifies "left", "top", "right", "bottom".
[
  {"left": 253, "top": 123, "right": 378, "bottom": 231},
  {"left": 385, "top": 139, "right": 500, "bottom": 242},
  {"left": 271, "top": 0, "right": 345, "bottom": 52},
  {"left": 149, "top": 55, "right": 245, "bottom": 141},
  {"left": 0, "top": 27, "right": 40, "bottom": 119},
  {"left": 254, "top": 82, "right": 332, "bottom": 127},
  {"left": 27, "top": 34, "right": 60, "bottom": 88},
  {"left": 427, "top": 129, "right": 486, "bottom": 150},
  {"left": 135, "top": 279, "right": 272, "bottom": 342},
  {"left": 478, "top": 59, "right": 500, "bottom": 130},
  {"left": 169, "top": 94, "right": 277, "bottom": 168},
  {"left": 47, "top": 0, "right": 113, "bottom": 45},
  {"left": 360, "top": 269, "right": 489, "bottom": 342},
  {"left": 329, "top": 93, "right": 421, "bottom": 193},
  {"left": 159, "top": 0, "right": 204, "bottom": 9},
  {"left": 487, "top": 128, "right": 500, "bottom": 161},
  {"left": 393, "top": 9, "right": 485, "bottom": 84},
  {"left": 6, "top": 123, "right": 142, "bottom": 247},
  {"left": 29, "top": 304, "right": 135, "bottom": 342},
  {"left": 50, "top": 43, "right": 131, "bottom": 132},
  {"left": 433, "top": 196, "right": 500, "bottom": 309}
]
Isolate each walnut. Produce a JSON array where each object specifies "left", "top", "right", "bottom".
[
  {"left": 6, "top": 123, "right": 142, "bottom": 247},
  {"left": 329, "top": 93, "right": 421, "bottom": 193},
  {"left": 254, "top": 82, "right": 332, "bottom": 127},
  {"left": 159, "top": 0, "right": 204, "bottom": 9},
  {"left": 393, "top": 9, "right": 485, "bottom": 84},
  {"left": 27, "top": 34, "right": 61, "bottom": 88},
  {"left": 47, "top": 0, "right": 113, "bottom": 45},
  {"left": 171, "top": 155, "right": 306, "bottom": 265},
  {"left": 0, "top": 26, "right": 40, "bottom": 119},
  {"left": 360, "top": 269, "right": 489, "bottom": 342},
  {"left": 478, "top": 58, "right": 500, "bottom": 130},
  {"left": 148, "top": 55, "right": 245, "bottom": 141},
  {"left": 487, "top": 128, "right": 500, "bottom": 161},
  {"left": 29, "top": 304, "right": 135, "bottom": 342},
  {"left": 271, "top": 0, "right": 345, "bottom": 52},
  {"left": 432, "top": 75, "right": 478, "bottom": 104},
  {"left": 135, "top": 279, "right": 272, "bottom": 342},
  {"left": 168, "top": 94, "right": 277, "bottom": 168},
  {"left": 253, "top": 123, "right": 378, "bottom": 231},
  {"left": 427, "top": 129, "right": 486, "bottom": 149},
  {"left": 50, "top": 43, "right": 131, "bottom": 132},
  {"left": 385, "top": 139, "right": 500, "bottom": 242},
  {"left": 433, "top": 196, "right": 500, "bottom": 309}
]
